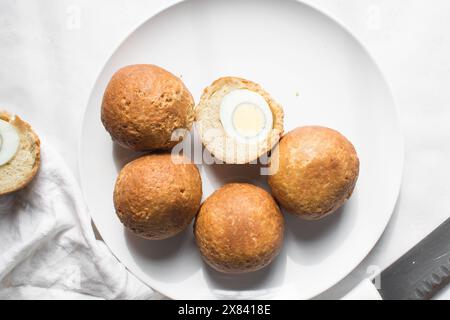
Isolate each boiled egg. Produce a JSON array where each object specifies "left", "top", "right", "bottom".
[
  {"left": 0, "top": 119, "right": 20, "bottom": 166},
  {"left": 220, "top": 89, "right": 273, "bottom": 144}
]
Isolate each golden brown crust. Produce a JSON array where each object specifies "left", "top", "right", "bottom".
[
  {"left": 195, "top": 76, "right": 284, "bottom": 164},
  {"left": 0, "top": 111, "right": 40, "bottom": 196},
  {"left": 268, "top": 126, "right": 359, "bottom": 220},
  {"left": 114, "top": 153, "right": 202, "bottom": 240},
  {"left": 194, "top": 183, "right": 284, "bottom": 273},
  {"left": 101, "top": 64, "right": 195, "bottom": 151}
]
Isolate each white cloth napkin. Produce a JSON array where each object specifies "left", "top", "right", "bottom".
[{"left": 0, "top": 142, "right": 157, "bottom": 300}]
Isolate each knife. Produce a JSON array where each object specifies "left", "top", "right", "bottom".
[{"left": 375, "top": 217, "right": 450, "bottom": 300}]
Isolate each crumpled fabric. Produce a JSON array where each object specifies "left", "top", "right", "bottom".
[{"left": 0, "top": 142, "right": 159, "bottom": 299}]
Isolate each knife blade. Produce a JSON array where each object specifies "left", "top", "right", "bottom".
[{"left": 376, "top": 217, "right": 450, "bottom": 300}]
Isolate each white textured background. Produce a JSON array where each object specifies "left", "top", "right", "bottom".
[{"left": 0, "top": 0, "right": 449, "bottom": 299}]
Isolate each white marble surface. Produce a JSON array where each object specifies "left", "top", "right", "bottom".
[{"left": 0, "top": 0, "right": 449, "bottom": 299}]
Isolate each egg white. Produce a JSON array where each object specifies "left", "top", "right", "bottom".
[
  {"left": 0, "top": 119, "right": 20, "bottom": 166},
  {"left": 219, "top": 89, "right": 273, "bottom": 144}
]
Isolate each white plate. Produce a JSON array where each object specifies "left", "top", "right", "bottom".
[{"left": 79, "top": 0, "right": 403, "bottom": 299}]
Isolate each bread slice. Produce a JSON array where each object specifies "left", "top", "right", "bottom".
[
  {"left": 0, "top": 112, "right": 40, "bottom": 195},
  {"left": 195, "top": 77, "right": 284, "bottom": 164}
]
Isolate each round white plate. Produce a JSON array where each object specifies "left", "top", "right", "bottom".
[{"left": 79, "top": 0, "right": 403, "bottom": 299}]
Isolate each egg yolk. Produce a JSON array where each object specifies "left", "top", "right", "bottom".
[{"left": 232, "top": 103, "right": 265, "bottom": 138}]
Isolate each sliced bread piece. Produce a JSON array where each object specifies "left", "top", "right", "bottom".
[
  {"left": 0, "top": 111, "right": 40, "bottom": 195},
  {"left": 195, "top": 77, "right": 284, "bottom": 164}
]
